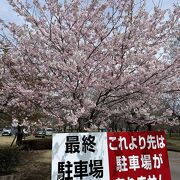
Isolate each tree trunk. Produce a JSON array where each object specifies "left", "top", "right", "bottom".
[
  {"left": 147, "top": 124, "right": 152, "bottom": 131},
  {"left": 63, "top": 125, "right": 66, "bottom": 132},
  {"left": 16, "top": 125, "right": 23, "bottom": 146}
]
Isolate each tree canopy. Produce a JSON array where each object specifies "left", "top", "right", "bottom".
[{"left": 0, "top": 0, "right": 179, "bottom": 130}]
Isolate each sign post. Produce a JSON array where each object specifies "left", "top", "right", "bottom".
[{"left": 51, "top": 131, "right": 171, "bottom": 180}]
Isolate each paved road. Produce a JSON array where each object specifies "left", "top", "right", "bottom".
[{"left": 168, "top": 151, "right": 180, "bottom": 180}]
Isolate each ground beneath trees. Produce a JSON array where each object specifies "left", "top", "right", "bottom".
[
  {"left": 17, "top": 150, "right": 51, "bottom": 180},
  {"left": 0, "top": 136, "right": 51, "bottom": 180}
]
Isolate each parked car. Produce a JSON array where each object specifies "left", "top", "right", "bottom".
[
  {"left": 2, "top": 127, "right": 12, "bottom": 136},
  {"left": 34, "top": 128, "right": 46, "bottom": 138},
  {"left": 100, "top": 128, "right": 107, "bottom": 132},
  {"left": 45, "top": 128, "right": 53, "bottom": 136},
  {"left": 23, "top": 128, "right": 31, "bottom": 136}
]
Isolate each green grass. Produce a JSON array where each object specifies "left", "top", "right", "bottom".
[{"left": 166, "top": 135, "right": 180, "bottom": 152}]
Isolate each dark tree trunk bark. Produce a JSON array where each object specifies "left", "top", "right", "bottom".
[
  {"left": 64, "top": 125, "right": 67, "bottom": 132},
  {"left": 16, "top": 125, "right": 23, "bottom": 146},
  {"left": 115, "top": 124, "right": 118, "bottom": 132},
  {"left": 147, "top": 124, "right": 152, "bottom": 131},
  {"left": 78, "top": 118, "right": 84, "bottom": 132},
  {"left": 135, "top": 125, "right": 140, "bottom": 132}
]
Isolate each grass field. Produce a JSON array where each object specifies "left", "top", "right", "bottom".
[
  {"left": 18, "top": 150, "right": 51, "bottom": 180},
  {"left": 0, "top": 136, "right": 14, "bottom": 146},
  {"left": 166, "top": 136, "right": 180, "bottom": 152},
  {"left": 0, "top": 136, "right": 51, "bottom": 180}
]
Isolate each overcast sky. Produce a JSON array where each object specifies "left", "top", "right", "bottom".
[{"left": 0, "top": 0, "right": 179, "bottom": 24}]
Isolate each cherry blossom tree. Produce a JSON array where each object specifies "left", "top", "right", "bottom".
[{"left": 0, "top": 0, "right": 179, "bottom": 131}]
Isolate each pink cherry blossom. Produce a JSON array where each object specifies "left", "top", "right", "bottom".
[{"left": 0, "top": 0, "right": 179, "bottom": 130}]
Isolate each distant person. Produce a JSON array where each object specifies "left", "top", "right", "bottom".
[{"left": 16, "top": 123, "right": 23, "bottom": 146}]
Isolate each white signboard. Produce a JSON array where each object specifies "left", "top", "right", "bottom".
[
  {"left": 51, "top": 132, "right": 109, "bottom": 180},
  {"left": 51, "top": 131, "right": 170, "bottom": 180}
]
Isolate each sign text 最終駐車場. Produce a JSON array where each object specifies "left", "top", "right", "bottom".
[{"left": 51, "top": 131, "right": 171, "bottom": 180}]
